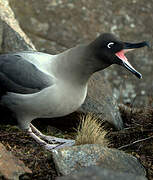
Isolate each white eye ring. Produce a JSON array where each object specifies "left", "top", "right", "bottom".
[{"left": 107, "top": 42, "right": 114, "bottom": 48}]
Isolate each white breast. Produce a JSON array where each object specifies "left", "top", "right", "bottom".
[{"left": 38, "top": 82, "right": 88, "bottom": 118}]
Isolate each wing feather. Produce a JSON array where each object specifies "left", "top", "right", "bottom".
[{"left": 0, "top": 54, "right": 53, "bottom": 95}]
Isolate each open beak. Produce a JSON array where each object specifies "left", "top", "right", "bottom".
[{"left": 115, "top": 41, "right": 149, "bottom": 79}]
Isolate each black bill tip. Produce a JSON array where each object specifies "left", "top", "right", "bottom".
[
  {"left": 134, "top": 71, "right": 142, "bottom": 79},
  {"left": 124, "top": 41, "right": 150, "bottom": 49},
  {"left": 122, "top": 61, "right": 142, "bottom": 79}
]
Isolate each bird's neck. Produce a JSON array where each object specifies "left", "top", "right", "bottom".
[{"left": 52, "top": 45, "right": 110, "bottom": 85}]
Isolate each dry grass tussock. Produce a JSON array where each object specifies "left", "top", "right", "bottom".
[{"left": 75, "top": 113, "right": 108, "bottom": 146}]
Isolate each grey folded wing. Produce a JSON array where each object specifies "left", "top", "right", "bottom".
[{"left": 0, "top": 54, "right": 54, "bottom": 95}]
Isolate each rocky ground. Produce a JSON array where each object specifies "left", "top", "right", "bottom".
[{"left": 0, "top": 103, "right": 152, "bottom": 179}]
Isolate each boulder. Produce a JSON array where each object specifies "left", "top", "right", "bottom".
[
  {"left": 52, "top": 144, "right": 146, "bottom": 176},
  {"left": 0, "top": 0, "right": 35, "bottom": 53},
  {"left": 82, "top": 73, "right": 123, "bottom": 129}
]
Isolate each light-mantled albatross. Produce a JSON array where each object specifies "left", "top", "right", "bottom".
[{"left": 0, "top": 33, "right": 148, "bottom": 151}]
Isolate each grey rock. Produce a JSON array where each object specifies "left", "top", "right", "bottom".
[
  {"left": 0, "top": 0, "right": 35, "bottom": 53},
  {"left": 0, "top": 143, "right": 31, "bottom": 180},
  {"left": 57, "top": 166, "right": 147, "bottom": 180},
  {"left": 81, "top": 72, "right": 123, "bottom": 129},
  {"left": 52, "top": 144, "right": 146, "bottom": 176}
]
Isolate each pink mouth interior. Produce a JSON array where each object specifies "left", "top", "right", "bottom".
[
  {"left": 115, "top": 50, "right": 128, "bottom": 62},
  {"left": 115, "top": 49, "right": 137, "bottom": 71}
]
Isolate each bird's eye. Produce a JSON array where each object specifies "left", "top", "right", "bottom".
[{"left": 107, "top": 42, "right": 114, "bottom": 48}]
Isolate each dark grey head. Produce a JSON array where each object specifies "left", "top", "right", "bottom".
[{"left": 89, "top": 33, "right": 149, "bottom": 79}]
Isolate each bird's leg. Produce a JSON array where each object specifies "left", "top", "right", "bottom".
[
  {"left": 27, "top": 127, "right": 75, "bottom": 151},
  {"left": 30, "top": 123, "right": 75, "bottom": 145},
  {"left": 30, "top": 123, "right": 45, "bottom": 137},
  {"left": 27, "top": 127, "right": 59, "bottom": 149}
]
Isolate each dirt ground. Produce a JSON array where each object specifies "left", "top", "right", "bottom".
[{"left": 0, "top": 103, "right": 152, "bottom": 180}]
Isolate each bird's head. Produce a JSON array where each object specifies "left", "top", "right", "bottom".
[{"left": 90, "top": 33, "right": 149, "bottom": 79}]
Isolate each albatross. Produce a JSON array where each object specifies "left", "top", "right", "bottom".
[{"left": 0, "top": 33, "right": 148, "bottom": 151}]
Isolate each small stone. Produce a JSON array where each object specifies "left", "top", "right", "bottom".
[
  {"left": 82, "top": 6, "right": 86, "bottom": 11},
  {"left": 141, "top": 90, "right": 146, "bottom": 95},
  {"left": 130, "top": 23, "right": 135, "bottom": 28}
]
